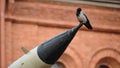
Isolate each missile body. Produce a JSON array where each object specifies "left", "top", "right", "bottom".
[
  {"left": 8, "top": 47, "right": 51, "bottom": 68},
  {"left": 8, "top": 22, "right": 91, "bottom": 68}
]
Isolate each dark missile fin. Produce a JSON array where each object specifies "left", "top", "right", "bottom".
[{"left": 21, "top": 47, "right": 29, "bottom": 54}]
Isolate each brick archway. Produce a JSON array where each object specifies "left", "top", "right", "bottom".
[
  {"left": 95, "top": 57, "right": 120, "bottom": 68},
  {"left": 58, "top": 47, "right": 83, "bottom": 68},
  {"left": 89, "top": 48, "right": 120, "bottom": 68}
]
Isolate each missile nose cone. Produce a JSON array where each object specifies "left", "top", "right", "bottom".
[{"left": 37, "top": 23, "right": 83, "bottom": 64}]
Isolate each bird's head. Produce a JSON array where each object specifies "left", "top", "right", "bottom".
[{"left": 76, "top": 8, "right": 82, "bottom": 16}]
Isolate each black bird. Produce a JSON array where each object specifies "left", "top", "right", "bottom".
[{"left": 76, "top": 8, "right": 93, "bottom": 29}]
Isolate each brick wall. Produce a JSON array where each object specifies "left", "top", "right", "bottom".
[
  {"left": 0, "top": 0, "right": 6, "bottom": 68},
  {"left": 1, "top": 0, "right": 120, "bottom": 68}
]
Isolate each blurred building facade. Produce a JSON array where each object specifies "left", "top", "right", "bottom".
[{"left": 0, "top": 0, "right": 120, "bottom": 68}]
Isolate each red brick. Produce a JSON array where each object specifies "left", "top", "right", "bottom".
[{"left": 1, "top": 1, "right": 120, "bottom": 68}]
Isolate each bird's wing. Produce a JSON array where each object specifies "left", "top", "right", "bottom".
[{"left": 83, "top": 14, "right": 93, "bottom": 29}]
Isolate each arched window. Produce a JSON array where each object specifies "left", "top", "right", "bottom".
[
  {"left": 96, "top": 57, "right": 120, "bottom": 68},
  {"left": 99, "top": 65, "right": 109, "bottom": 68}
]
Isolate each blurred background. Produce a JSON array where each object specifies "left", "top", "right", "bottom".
[{"left": 0, "top": 0, "right": 120, "bottom": 68}]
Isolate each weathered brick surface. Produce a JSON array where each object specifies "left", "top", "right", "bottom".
[
  {"left": 0, "top": 0, "right": 6, "bottom": 68},
  {"left": 1, "top": 1, "right": 120, "bottom": 68}
]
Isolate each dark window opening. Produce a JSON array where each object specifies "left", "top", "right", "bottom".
[{"left": 99, "top": 65, "right": 109, "bottom": 68}]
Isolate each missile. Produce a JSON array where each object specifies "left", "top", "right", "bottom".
[
  {"left": 8, "top": 23, "right": 92, "bottom": 68},
  {"left": 8, "top": 8, "right": 93, "bottom": 68},
  {"left": 8, "top": 23, "right": 84, "bottom": 68}
]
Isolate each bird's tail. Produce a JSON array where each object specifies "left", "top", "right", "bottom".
[{"left": 84, "top": 22, "right": 93, "bottom": 29}]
